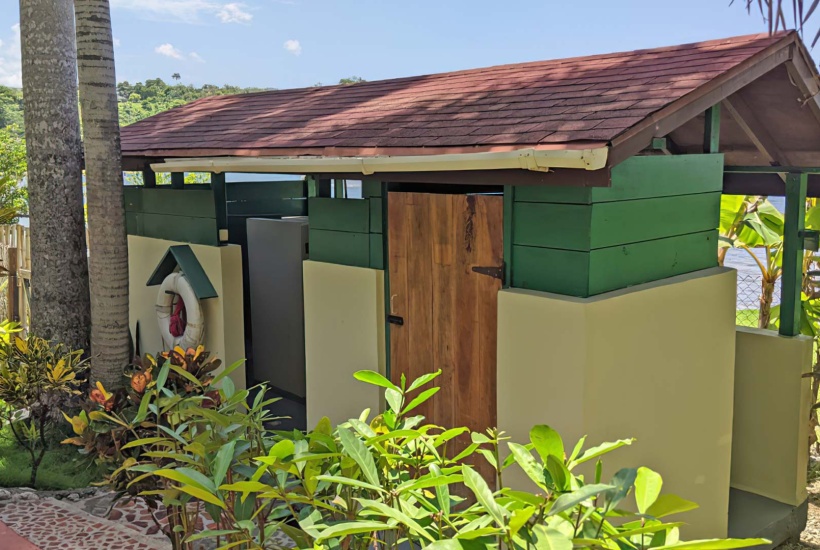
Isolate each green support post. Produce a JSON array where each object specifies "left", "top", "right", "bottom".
[
  {"left": 211, "top": 172, "right": 228, "bottom": 242},
  {"left": 171, "top": 172, "right": 185, "bottom": 189},
  {"left": 704, "top": 104, "right": 720, "bottom": 154},
  {"left": 142, "top": 169, "right": 156, "bottom": 188},
  {"left": 503, "top": 185, "right": 513, "bottom": 287},
  {"left": 334, "top": 179, "right": 346, "bottom": 199},
  {"left": 780, "top": 172, "right": 808, "bottom": 337}
]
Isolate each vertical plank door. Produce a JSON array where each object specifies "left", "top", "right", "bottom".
[{"left": 388, "top": 192, "right": 503, "bottom": 483}]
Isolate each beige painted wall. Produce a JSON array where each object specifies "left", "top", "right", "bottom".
[
  {"left": 303, "top": 260, "right": 385, "bottom": 428},
  {"left": 732, "top": 327, "right": 811, "bottom": 506},
  {"left": 128, "top": 235, "right": 246, "bottom": 389},
  {"left": 498, "top": 267, "right": 737, "bottom": 538}
]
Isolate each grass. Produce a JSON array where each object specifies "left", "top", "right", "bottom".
[
  {"left": 0, "top": 424, "right": 106, "bottom": 490},
  {"left": 736, "top": 308, "right": 760, "bottom": 328}
]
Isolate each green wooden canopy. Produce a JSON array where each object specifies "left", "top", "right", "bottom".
[{"left": 146, "top": 245, "right": 218, "bottom": 300}]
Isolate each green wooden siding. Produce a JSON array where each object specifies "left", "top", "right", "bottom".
[
  {"left": 126, "top": 212, "right": 219, "bottom": 246},
  {"left": 507, "top": 154, "right": 724, "bottom": 297},
  {"left": 307, "top": 194, "right": 384, "bottom": 269},
  {"left": 513, "top": 192, "right": 721, "bottom": 251},
  {"left": 514, "top": 154, "right": 724, "bottom": 204},
  {"left": 513, "top": 230, "right": 718, "bottom": 297},
  {"left": 124, "top": 187, "right": 219, "bottom": 245}
]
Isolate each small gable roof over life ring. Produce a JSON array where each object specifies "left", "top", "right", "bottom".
[{"left": 146, "top": 245, "right": 218, "bottom": 300}]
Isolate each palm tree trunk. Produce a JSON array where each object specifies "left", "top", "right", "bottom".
[
  {"left": 19, "top": 0, "right": 91, "bottom": 351},
  {"left": 75, "top": 0, "right": 130, "bottom": 388},
  {"left": 759, "top": 278, "right": 776, "bottom": 329}
]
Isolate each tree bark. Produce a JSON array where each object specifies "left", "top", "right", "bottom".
[
  {"left": 75, "top": 0, "right": 130, "bottom": 388},
  {"left": 19, "top": 0, "right": 91, "bottom": 351}
]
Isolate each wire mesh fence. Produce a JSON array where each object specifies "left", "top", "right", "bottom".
[{"left": 735, "top": 272, "right": 780, "bottom": 329}]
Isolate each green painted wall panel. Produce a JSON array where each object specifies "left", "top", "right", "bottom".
[
  {"left": 588, "top": 230, "right": 718, "bottom": 295},
  {"left": 513, "top": 192, "right": 720, "bottom": 251},
  {"left": 363, "top": 179, "right": 382, "bottom": 198},
  {"left": 514, "top": 154, "right": 724, "bottom": 204},
  {"left": 511, "top": 230, "right": 717, "bottom": 297},
  {"left": 369, "top": 198, "right": 383, "bottom": 234},
  {"left": 369, "top": 233, "right": 384, "bottom": 269},
  {"left": 127, "top": 212, "right": 219, "bottom": 246},
  {"left": 308, "top": 197, "right": 370, "bottom": 233},
  {"left": 226, "top": 198, "right": 307, "bottom": 217},
  {"left": 309, "top": 229, "right": 370, "bottom": 267},
  {"left": 124, "top": 187, "right": 216, "bottom": 218},
  {"left": 226, "top": 180, "right": 305, "bottom": 200}
]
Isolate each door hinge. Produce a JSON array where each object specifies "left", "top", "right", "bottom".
[{"left": 471, "top": 262, "right": 505, "bottom": 284}]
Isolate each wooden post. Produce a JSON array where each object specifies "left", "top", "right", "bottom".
[
  {"left": 503, "top": 184, "right": 513, "bottom": 287},
  {"left": 704, "top": 104, "right": 721, "bottom": 154},
  {"left": 7, "top": 247, "right": 18, "bottom": 323},
  {"left": 780, "top": 172, "right": 808, "bottom": 336}
]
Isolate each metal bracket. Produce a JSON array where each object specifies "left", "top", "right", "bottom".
[
  {"left": 471, "top": 263, "right": 505, "bottom": 284},
  {"left": 800, "top": 229, "right": 820, "bottom": 251}
]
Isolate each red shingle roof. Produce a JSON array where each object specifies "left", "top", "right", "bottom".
[{"left": 120, "top": 32, "right": 791, "bottom": 159}]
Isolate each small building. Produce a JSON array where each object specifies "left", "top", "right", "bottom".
[{"left": 121, "top": 31, "right": 820, "bottom": 544}]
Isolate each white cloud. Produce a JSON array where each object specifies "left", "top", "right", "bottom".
[
  {"left": 284, "top": 39, "right": 301, "bottom": 56},
  {"left": 111, "top": 0, "right": 251, "bottom": 24},
  {"left": 0, "top": 24, "right": 21, "bottom": 87},
  {"left": 189, "top": 51, "right": 205, "bottom": 63},
  {"left": 155, "top": 43, "right": 185, "bottom": 60},
  {"left": 113, "top": 37, "right": 121, "bottom": 47},
  {"left": 217, "top": 3, "right": 252, "bottom": 23}
]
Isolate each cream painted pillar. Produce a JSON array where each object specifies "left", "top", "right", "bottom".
[
  {"left": 128, "top": 236, "right": 246, "bottom": 390},
  {"left": 731, "top": 327, "right": 812, "bottom": 506},
  {"left": 497, "top": 267, "right": 737, "bottom": 538},
  {"left": 303, "top": 260, "right": 385, "bottom": 428}
]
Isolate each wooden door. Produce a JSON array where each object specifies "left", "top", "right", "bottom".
[{"left": 388, "top": 192, "right": 503, "bottom": 482}]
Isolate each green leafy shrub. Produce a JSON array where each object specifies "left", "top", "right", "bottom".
[
  {"left": 65, "top": 360, "right": 767, "bottom": 550},
  {"left": 0, "top": 333, "right": 87, "bottom": 486}
]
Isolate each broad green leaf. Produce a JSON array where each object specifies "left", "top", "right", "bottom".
[
  {"left": 121, "top": 436, "right": 171, "bottom": 450},
  {"left": 531, "top": 524, "right": 572, "bottom": 550},
  {"left": 353, "top": 370, "right": 400, "bottom": 392},
  {"left": 646, "top": 493, "right": 699, "bottom": 518},
  {"left": 463, "top": 465, "right": 505, "bottom": 527},
  {"left": 218, "top": 481, "right": 270, "bottom": 503},
  {"left": 338, "top": 427, "right": 380, "bottom": 486},
  {"left": 530, "top": 425, "right": 564, "bottom": 462},
  {"left": 134, "top": 391, "right": 152, "bottom": 423},
  {"left": 402, "top": 387, "right": 440, "bottom": 415},
  {"left": 174, "top": 484, "right": 226, "bottom": 509},
  {"left": 569, "top": 439, "right": 634, "bottom": 468},
  {"left": 407, "top": 369, "right": 442, "bottom": 392},
  {"left": 545, "top": 455, "right": 570, "bottom": 492},
  {"left": 655, "top": 539, "right": 770, "bottom": 550},
  {"left": 153, "top": 468, "right": 216, "bottom": 493},
  {"left": 635, "top": 466, "right": 663, "bottom": 514},
  {"left": 168, "top": 364, "right": 202, "bottom": 388},
  {"left": 211, "top": 359, "right": 245, "bottom": 386},
  {"left": 568, "top": 435, "right": 587, "bottom": 463},
  {"left": 212, "top": 441, "right": 236, "bottom": 488},
  {"left": 155, "top": 362, "right": 170, "bottom": 393},
  {"left": 610, "top": 522, "right": 684, "bottom": 539},
  {"left": 508, "top": 442, "right": 546, "bottom": 488},
  {"left": 357, "top": 498, "right": 434, "bottom": 542},
  {"left": 184, "top": 530, "right": 241, "bottom": 543},
  {"left": 547, "top": 483, "right": 614, "bottom": 516},
  {"left": 267, "top": 439, "right": 295, "bottom": 460},
  {"left": 385, "top": 388, "right": 403, "bottom": 414},
  {"left": 221, "top": 376, "right": 236, "bottom": 399},
  {"left": 509, "top": 506, "right": 536, "bottom": 538},
  {"left": 316, "top": 521, "right": 394, "bottom": 542},
  {"left": 396, "top": 474, "right": 463, "bottom": 492},
  {"left": 315, "top": 474, "right": 385, "bottom": 493},
  {"left": 423, "top": 542, "right": 465, "bottom": 550},
  {"left": 606, "top": 468, "right": 637, "bottom": 509},
  {"left": 429, "top": 464, "right": 450, "bottom": 516}
]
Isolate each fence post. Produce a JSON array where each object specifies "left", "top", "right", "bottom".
[{"left": 7, "top": 247, "right": 18, "bottom": 323}]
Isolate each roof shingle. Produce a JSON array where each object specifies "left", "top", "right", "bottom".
[{"left": 120, "top": 32, "right": 791, "bottom": 158}]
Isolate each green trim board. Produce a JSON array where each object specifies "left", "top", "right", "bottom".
[
  {"left": 309, "top": 230, "right": 370, "bottom": 268},
  {"left": 145, "top": 245, "right": 218, "bottom": 300},
  {"left": 507, "top": 154, "right": 724, "bottom": 297},
  {"left": 513, "top": 192, "right": 721, "bottom": 251},
  {"left": 514, "top": 154, "right": 724, "bottom": 204},
  {"left": 307, "top": 194, "right": 384, "bottom": 269},
  {"left": 512, "top": 230, "right": 718, "bottom": 297},
  {"left": 780, "top": 172, "right": 808, "bottom": 336},
  {"left": 308, "top": 198, "right": 370, "bottom": 233},
  {"left": 126, "top": 212, "right": 219, "bottom": 246},
  {"left": 124, "top": 187, "right": 217, "bottom": 218}
]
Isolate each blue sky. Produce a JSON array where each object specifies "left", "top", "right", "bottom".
[{"left": 0, "top": 1, "right": 803, "bottom": 89}]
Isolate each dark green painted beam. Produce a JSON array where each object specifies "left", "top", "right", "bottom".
[
  {"left": 171, "top": 172, "right": 185, "bottom": 189},
  {"left": 503, "top": 185, "right": 513, "bottom": 287},
  {"left": 142, "top": 169, "right": 156, "bottom": 188},
  {"left": 124, "top": 187, "right": 217, "bottom": 218},
  {"left": 211, "top": 172, "right": 228, "bottom": 236},
  {"left": 145, "top": 245, "right": 218, "bottom": 299},
  {"left": 704, "top": 104, "right": 720, "bottom": 154},
  {"left": 780, "top": 172, "right": 808, "bottom": 337},
  {"left": 308, "top": 197, "right": 370, "bottom": 233},
  {"left": 724, "top": 166, "right": 820, "bottom": 174}
]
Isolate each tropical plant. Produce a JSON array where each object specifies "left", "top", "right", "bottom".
[
  {"left": 0, "top": 124, "right": 28, "bottom": 221},
  {"left": 0, "top": 334, "right": 87, "bottom": 486},
  {"left": 734, "top": 0, "right": 820, "bottom": 46},
  {"left": 19, "top": 0, "right": 91, "bottom": 351},
  {"left": 75, "top": 0, "right": 131, "bottom": 389},
  {"left": 74, "top": 366, "right": 769, "bottom": 550}
]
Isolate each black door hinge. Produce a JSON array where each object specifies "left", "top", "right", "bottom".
[{"left": 471, "top": 262, "right": 505, "bottom": 284}]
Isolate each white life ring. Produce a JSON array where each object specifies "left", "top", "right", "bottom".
[{"left": 156, "top": 272, "right": 204, "bottom": 350}]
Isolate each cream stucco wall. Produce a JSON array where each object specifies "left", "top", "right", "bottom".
[
  {"left": 128, "top": 235, "right": 246, "bottom": 389},
  {"left": 731, "top": 327, "right": 811, "bottom": 506},
  {"left": 303, "top": 260, "right": 385, "bottom": 428},
  {"left": 498, "top": 267, "right": 737, "bottom": 539}
]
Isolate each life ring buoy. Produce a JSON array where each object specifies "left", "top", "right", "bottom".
[{"left": 156, "top": 273, "right": 204, "bottom": 350}]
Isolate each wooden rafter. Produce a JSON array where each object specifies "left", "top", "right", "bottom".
[
  {"left": 785, "top": 41, "right": 820, "bottom": 127},
  {"left": 609, "top": 35, "right": 795, "bottom": 166}
]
